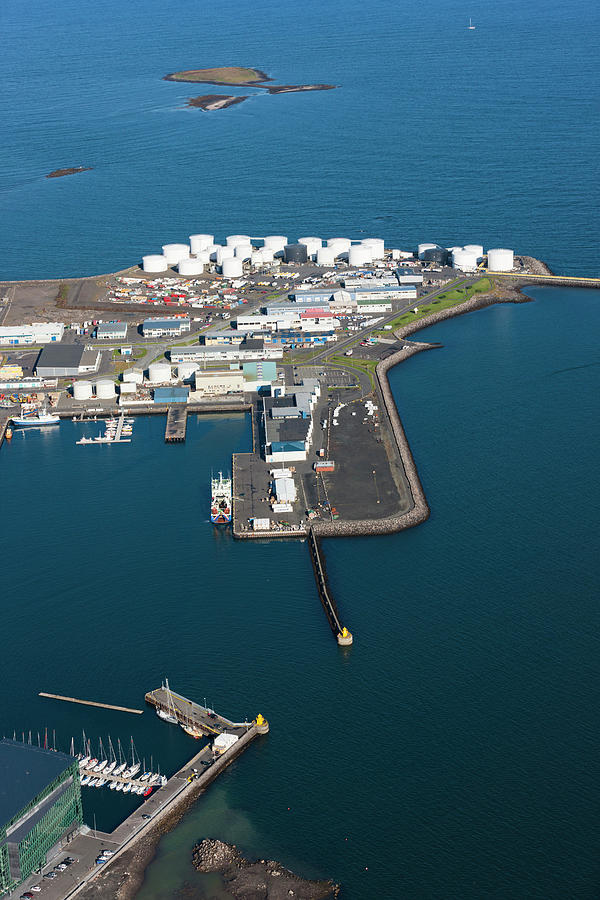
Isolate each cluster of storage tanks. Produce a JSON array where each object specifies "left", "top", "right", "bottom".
[
  {"left": 141, "top": 233, "right": 398, "bottom": 276},
  {"left": 417, "top": 243, "right": 515, "bottom": 272},
  {"left": 72, "top": 379, "right": 116, "bottom": 401},
  {"left": 142, "top": 234, "right": 516, "bottom": 276}
]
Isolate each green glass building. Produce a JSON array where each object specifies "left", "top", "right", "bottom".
[{"left": 0, "top": 740, "right": 82, "bottom": 895}]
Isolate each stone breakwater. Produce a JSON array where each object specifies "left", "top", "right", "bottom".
[
  {"left": 392, "top": 290, "right": 529, "bottom": 342},
  {"left": 312, "top": 343, "right": 432, "bottom": 539},
  {"left": 192, "top": 839, "right": 340, "bottom": 899}
]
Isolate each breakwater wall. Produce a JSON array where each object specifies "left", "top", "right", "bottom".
[{"left": 312, "top": 344, "right": 431, "bottom": 539}]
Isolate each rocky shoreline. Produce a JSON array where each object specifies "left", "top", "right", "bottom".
[{"left": 192, "top": 839, "right": 340, "bottom": 899}]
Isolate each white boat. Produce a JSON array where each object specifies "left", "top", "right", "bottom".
[
  {"left": 140, "top": 772, "right": 151, "bottom": 782},
  {"left": 80, "top": 775, "right": 90, "bottom": 786},
  {"left": 109, "top": 780, "right": 118, "bottom": 790},
  {"left": 156, "top": 678, "right": 179, "bottom": 725},
  {"left": 126, "top": 763, "right": 141, "bottom": 778},
  {"left": 88, "top": 778, "right": 98, "bottom": 787},
  {"left": 104, "top": 761, "right": 116, "bottom": 775},
  {"left": 115, "top": 781, "right": 124, "bottom": 792},
  {"left": 96, "top": 778, "right": 107, "bottom": 788},
  {"left": 136, "top": 785, "right": 146, "bottom": 795},
  {"left": 150, "top": 773, "right": 162, "bottom": 785},
  {"left": 468, "top": 17, "right": 475, "bottom": 28},
  {"left": 79, "top": 756, "right": 90, "bottom": 768},
  {"left": 210, "top": 472, "right": 232, "bottom": 524},
  {"left": 123, "top": 782, "right": 132, "bottom": 794},
  {"left": 113, "top": 763, "right": 127, "bottom": 776},
  {"left": 94, "top": 760, "right": 108, "bottom": 773},
  {"left": 87, "top": 758, "right": 98, "bottom": 769},
  {"left": 11, "top": 407, "right": 60, "bottom": 427}
]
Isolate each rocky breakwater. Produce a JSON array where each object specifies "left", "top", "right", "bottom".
[
  {"left": 193, "top": 839, "right": 340, "bottom": 899},
  {"left": 392, "top": 288, "right": 529, "bottom": 342},
  {"left": 312, "top": 343, "right": 432, "bottom": 539}
]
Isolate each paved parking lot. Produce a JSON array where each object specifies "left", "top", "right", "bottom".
[{"left": 292, "top": 366, "right": 357, "bottom": 388}]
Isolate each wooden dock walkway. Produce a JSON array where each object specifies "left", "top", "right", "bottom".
[
  {"left": 39, "top": 692, "right": 143, "bottom": 714},
  {"left": 165, "top": 406, "right": 187, "bottom": 442}
]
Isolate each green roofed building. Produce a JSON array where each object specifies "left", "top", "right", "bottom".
[{"left": 0, "top": 740, "right": 82, "bottom": 895}]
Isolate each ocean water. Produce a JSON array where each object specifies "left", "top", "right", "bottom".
[
  {"left": 2, "top": 287, "right": 599, "bottom": 900},
  {"left": 0, "top": 0, "right": 599, "bottom": 279},
  {"left": 1, "top": 0, "right": 600, "bottom": 897}
]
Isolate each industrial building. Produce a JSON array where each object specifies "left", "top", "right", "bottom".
[
  {"left": 96, "top": 322, "right": 127, "bottom": 340},
  {"left": 192, "top": 370, "right": 245, "bottom": 397},
  {"left": 265, "top": 330, "right": 335, "bottom": 348},
  {"left": 395, "top": 268, "right": 424, "bottom": 284},
  {"left": 0, "top": 740, "right": 82, "bottom": 895},
  {"left": 35, "top": 345, "right": 101, "bottom": 377},
  {"left": 153, "top": 386, "right": 189, "bottom": 404},
  {"left": 170, "top": 339, "right": 282, "bottom": 364},
  {"left": 262, "top": 379, "right": 320, "bottom": 462},
  {"left": 142, "top": 317, "right": 191, "bottom": 338},
  {"left": 0, "top": 323, "right": 65, "bottom": 346}
]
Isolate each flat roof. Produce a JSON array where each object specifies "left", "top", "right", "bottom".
[
  {"left": 36, "top": 344, "right": 84, "bottom": 368},
  {"left": 0, "top": 740, "right": 75, "bottom": 826},
  {"left": 97, "top": 322, "right": 127, "bottom": 334},
  {"left": 143, "top": 318, "right": 190, "bottom": 328}
]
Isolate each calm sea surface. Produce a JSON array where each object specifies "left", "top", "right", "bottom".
[{"left": 1, "top": 0, "right": 600, "bottom": 897}]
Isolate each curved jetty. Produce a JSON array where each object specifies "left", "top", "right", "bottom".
[
  {"left": 267, "top": 83, "right": 337, "bottom": 93},
  {"left": 193, "top": 839, "right": 340, "bottom": 899}
]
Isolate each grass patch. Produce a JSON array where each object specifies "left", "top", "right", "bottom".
[
  {"left": 379, "top": 277, "right": 493, "bottom": 332},
  {"left": 165, "top": 67, "right": 268, "bottom": 85}
]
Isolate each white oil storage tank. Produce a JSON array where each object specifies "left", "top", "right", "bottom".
[
  {"left": 216, "top": 246, "right": 235, "bottom": 265},
  {"left": 327, "top": 238, "right": 351, "bottom": 255},
  {"left": 178, "top": 258, "right": 204, "bottom": 276},
  {"left": 95, "top": 379, "right": 115, "bottom": 400},
  {"left": 298, "top": 237, "right": 322, "bottom": 259},
  {"left": 234, "top": 244, "right": 253, "bottom": 261},
  {"left": 119, "top": 381, "right": 136, "bottom": 395},
  {"left": 73, "top": 380, "right": 93, "bottom": 400},
  {"left": 148, "top": 362, "right": 172, "bottom": 384},
  {"left": 263, "top": 235, "right": 288, "bottom": 253},
  {"left": 361, "top": 238, "right": 385, "bottom": 259},
  {"left": 189, "top": 234, "right": 214, "bottom": 254},
  {"left": 417, "top": 243, "right": 438, "bottom": 259},
  {"left": 487, "top": 248, "right": 514, "bottom": 271},
  {"left": 348, "top": 245, "right": 371, "bottom": 267},
  {"left": 452, "top": 248, "right": 479, "bottom": 272},
  {"left": 162, "top": 244, "right": 190, "bottom": 265},
  {"left": 122, "top": 369, "right": 143, "bottom": 384},
  {"left": 221, "top": 257, "right": 243, "bottom": 278},
  {"left": 463, "top": 244, "right": 484, "bottom": 260},
  {"left": 316, "top": 247, "right": 336, "bottom": 266},
  {"left": 177, "top": 363, "right": 199, "bottom": 381},
  {"left": 226, "top": 234, "right": 251, "bottom": 247},
  {"left": 142, "top": 254, "right": 168, "bottom": 274}
]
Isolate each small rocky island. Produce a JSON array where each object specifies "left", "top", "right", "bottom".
[
  {"left": 46, "top": 166, "right": 93, "bottom": 178},
  {"left": 186, "top": 94, "right": 249, "bottom": 111},
  {"left": 193, "top": 839, "right": 340, "bottom": 899},
  {"left": 165, "top": 66, "right": 338, "bottom": 109}
]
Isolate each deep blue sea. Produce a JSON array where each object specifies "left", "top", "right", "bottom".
[{"left": 1, "top": 0, "right": 600, "bottom": 897}]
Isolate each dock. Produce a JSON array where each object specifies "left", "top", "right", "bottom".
[
  {"left": 165, "top": 406, "right": 187, "bottom": 442},
  {"left": 145, "top": 685, "right": 250, "bottom": 736},
  {"left": 39, "top": 692, "right": 143, "bottom": 714},
  {"left": 307, "top": 528, "right": 353, "bottom": 646}
]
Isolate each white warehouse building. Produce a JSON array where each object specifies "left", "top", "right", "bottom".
[
  {"left": 0, "top": 322, "right": 65, "bottom": 346},
  {"left": 142, "top": 318, "right": 191, "bottom": 338}
]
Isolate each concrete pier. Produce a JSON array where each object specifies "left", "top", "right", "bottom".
[
  {"left": 307, "top": 527, "right": 352, "bottom": 645},
  {"left": 145, "top": 685, "right": 251, "bottom": 737},
  {"left": 164, "top": 406, "right": 187, "bottom": 442}
]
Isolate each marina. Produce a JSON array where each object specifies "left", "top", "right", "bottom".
[{"left": 75, "top": 412, "right": 133, "bottom": 445}]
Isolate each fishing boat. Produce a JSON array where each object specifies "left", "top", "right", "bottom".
[
  {"left": 11, "top": 406, "right": 60, "bottom": 427},
  {"left": 182, "top": 724, "right": 203, "bottom": 738},
  {"left": 156, "top": 678, "right": 179, "bottom": 725},
  {"left": 210, "top": 472, "right": 232, "bottom": 524}
]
